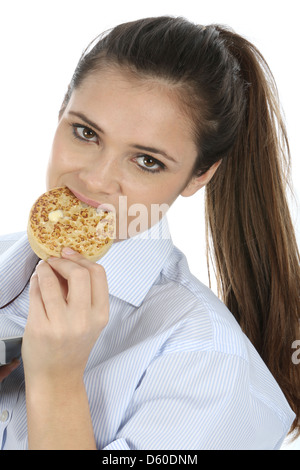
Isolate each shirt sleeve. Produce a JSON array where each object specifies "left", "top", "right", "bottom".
[
  {"left": 102, "top": 438, "right": 131, "bottom": 450},
  {"left": 0, "top": 233, "right": 23, "bottom": 256},
  {"left": 101, "top": 349, "right": 293, "bottom": 450}
]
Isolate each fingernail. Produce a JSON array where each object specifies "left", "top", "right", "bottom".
[
  {"left": 62, "top": 247, "right": 77, "bottom": 255},
  {"left": 9, "top": 360, "right": 20, "bottom": 371}
]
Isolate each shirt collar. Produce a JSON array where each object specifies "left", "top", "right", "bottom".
[
  {"left": 98, "top": 216, "right": 173, "bottom": 307},
  {"left": 0, "top": 217, "right": 173, "bottom": 309},
  {"left": 0, "top": 233, "right": 39, "bottom": 308}
]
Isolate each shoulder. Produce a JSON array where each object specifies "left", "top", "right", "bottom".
[
  {"left": 141, "top": 247, "right": 295, "bottom": 443},
  {"left": 0, "top": 231, "right": 26, "bottom": 256},
  {"left": 148, "top": 245, "right": 248, "bottom": 359},
  {"left": 0, "top": 231, "right": 25, "bottom": 241}
]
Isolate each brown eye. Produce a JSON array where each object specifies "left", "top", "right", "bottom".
[
  {"left": 135, "top": 155, "right": 165, "bottom": 173},
  {"left": 82, "top": 128, "right": 96, "bottom": 139},
  {"left": 143, "top": 156, "right": 157, "bottom": 168},
  {"left": 72, "top": 125, "right": 98, "bottom": 143}
]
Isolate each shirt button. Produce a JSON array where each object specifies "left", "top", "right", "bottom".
[{"left": 0, "top": 410, "right": 9, "bottom": 422}]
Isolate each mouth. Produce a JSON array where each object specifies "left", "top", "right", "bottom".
[{"left": 68, "top": 187, "right": 103, "bottom": 209}]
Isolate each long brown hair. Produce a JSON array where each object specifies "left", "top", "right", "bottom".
[
  {"left": 204, "top": 27, "right": 300, "bottom": 437},
  {"left": 61, "top": 16, "right": 300, "bottom": 436}
]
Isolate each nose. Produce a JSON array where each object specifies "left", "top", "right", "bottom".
[{"left": 78, "top": 152, "right": 121, "bottom": 195}]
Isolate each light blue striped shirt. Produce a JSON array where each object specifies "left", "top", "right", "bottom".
[{"left": 0, "top": 217, "right": 295, "bottom": 450}]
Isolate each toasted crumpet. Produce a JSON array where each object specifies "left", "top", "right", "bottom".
[{"left": 27, "top": 187, "right": 115, "bottom": 261}]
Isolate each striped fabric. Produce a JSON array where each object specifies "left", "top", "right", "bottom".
[{"left": 0, "top": 217, "right": 295, "bottom": 450}]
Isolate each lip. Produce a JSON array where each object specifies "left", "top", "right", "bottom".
[{"left": 68, "top": 187, "right": 102, "bottom": 208}]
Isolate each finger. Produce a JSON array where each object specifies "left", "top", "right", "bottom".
[
  {"left": 35, "top": 261, "right": 66, "bottom": 317},
  {"left": 0, "top": 366, "right": 13, "bottom": 381},
  {"left": 28, "top": 271, "right": 48, "bottom": 320},
  {"left": 52, "top": 248, "right": 108, "bottom": 309},
  {"left": 0, "top": 359, "right": 20, "bottom": 381},
  {"left": 45, "top": 256, "right": 92, "bottom": 311}
]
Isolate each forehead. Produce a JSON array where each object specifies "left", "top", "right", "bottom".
[{"left": 66, "top": 66, "right": 198, "bottom": 163}]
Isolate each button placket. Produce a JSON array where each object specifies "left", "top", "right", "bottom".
[{"left": 0, "top": 410, "right": 9, "bottom": 423}]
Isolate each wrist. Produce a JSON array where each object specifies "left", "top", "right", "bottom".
[
  {"left": 25, "top": 376, "right": 96, "bottom": 450},
  {"left": 25, "top": 374, "right": 86, "bottom": 405},
  {"left": 24, "top": 361, "right": 85, "bottom": 390}
]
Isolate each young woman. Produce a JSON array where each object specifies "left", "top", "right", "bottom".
[{"left": 0, "top": 16, "right": 299, "bottom": 450}]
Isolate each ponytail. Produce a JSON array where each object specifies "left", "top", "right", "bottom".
[{"left": 205, "top": 28, "right": 300, "bottom": 436}]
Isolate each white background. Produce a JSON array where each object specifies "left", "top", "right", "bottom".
[{"left": 0, "top": 0, "right": 299, "bottom": 449}]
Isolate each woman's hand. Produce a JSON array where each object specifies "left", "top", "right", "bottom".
[
  {"left": 0, "top": 359, "right": 20, "bottom": 383},
  {"left": 22, "top": 247, "right": 109, "bottom": 388},
  {"left": 22, "top": 247, "right": 108, "bottom": 449}
]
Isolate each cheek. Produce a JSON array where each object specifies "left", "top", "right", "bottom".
[
  {"left": 50, "top": 137, "right": 75, "bottom": 171},
  {"left": 47, "top": 131, "right": 83, "bottom": 186},
  {"left": 145, "top": 180, "right": 182, "bottom": 206},
  {"left": 122, "top": 182, "right": 178, "bottom": 239},
  {"left": 125, "top": 179, "right": 182, "bottom": 217},
  {"left": 46, "top": 138, "right": 70, "bottom": 189}
]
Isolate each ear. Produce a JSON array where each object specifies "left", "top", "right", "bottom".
[{"left": 180, "top": 160, "right": 222, "bottom": 197}]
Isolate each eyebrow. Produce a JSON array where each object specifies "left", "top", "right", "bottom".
[
  {"left": 68, "top": 110, "right": 178, "bottom": 164},
  {"left": 68, "top": 111, "right": 104, "bottom": 133},
  {"left": 131, "top": 145, "right": 177, "bottom": 164}
]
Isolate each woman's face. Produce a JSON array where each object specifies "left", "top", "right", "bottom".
[{"left": 47, "top": 66, "right": 207, "bottom": 241}]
